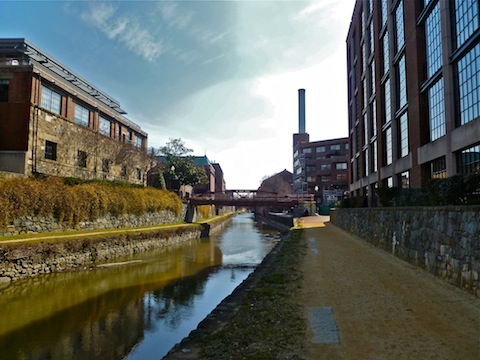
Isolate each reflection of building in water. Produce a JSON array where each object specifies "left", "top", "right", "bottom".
[{"left": 0, "top": 238, "right": 224, "bottom": 359}]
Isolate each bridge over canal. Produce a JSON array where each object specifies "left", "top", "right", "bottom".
[{"left": 189, "top": 190, "right": 314, "bottom": 208}]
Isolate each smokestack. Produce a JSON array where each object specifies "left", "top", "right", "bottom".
[{"left": 298, "top": 89, "right": 306, "bottom": 133}]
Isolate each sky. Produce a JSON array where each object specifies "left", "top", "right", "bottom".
[{"left": 1, "top": 0, "right": 356, "bottom": 189}]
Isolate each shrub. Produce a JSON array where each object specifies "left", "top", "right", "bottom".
[{"left": 0, "top": 176, "right": 183, "bottom": 229}]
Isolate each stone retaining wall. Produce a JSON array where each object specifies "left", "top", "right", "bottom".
[
  {"left": 0, "top": 213, "right": 236, "bottom": 284},
  {"left": 331, "top": 206, "right": 480, "bottom": 296},
  {"left": 0, "top": 206, "right": 188, "bottom": 236}
]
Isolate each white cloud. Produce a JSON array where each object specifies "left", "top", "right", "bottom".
[{"left": 82, "top": 3, "right": 162, "bottom": 62}]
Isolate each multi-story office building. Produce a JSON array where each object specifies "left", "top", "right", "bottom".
[
  {"left": 346, "top": 0, "right": 480, "bottom": 204},
  {"left": 293, "top": 136, "right": 349, "bottom": 203},
  {"left": 293, "top": 89, "right": 349, "bottom": 203},
  {"left": 0, "top": 38, "right": 148, "bottom": 184}
]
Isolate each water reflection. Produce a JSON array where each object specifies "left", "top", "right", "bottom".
[{"left": 0, "top": 213, "right": 278, "bottom": 359}]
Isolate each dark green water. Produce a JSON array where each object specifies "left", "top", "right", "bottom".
[{"left": 0, "top": 213, "right": 279, "bottom": 359}]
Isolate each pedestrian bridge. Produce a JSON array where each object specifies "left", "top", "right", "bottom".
[{"left": 189, "top": 190, "right": 314, "bottom": 208}]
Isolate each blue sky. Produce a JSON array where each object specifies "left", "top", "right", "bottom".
[{"left": 1, "top": 0, "right": 355, "bottom": 189}]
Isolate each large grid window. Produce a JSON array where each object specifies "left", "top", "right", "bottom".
[
  {"left": 99, "top": 117, "right": 111, "bottom": 137},
  {"left": 363, "top": 79, "right": 368, "bottom": 109},
  {"left": 41, "top": 86, "right": 61, "bottom": 115},
  {"left": 426, "top": 2, "right": 443, "bottom": 77},
  {"left": 458, "top": 144, "right": 480, "bottom": 174},
  {"left": 385, "top": 126, "right": 393, "bottom": 165},
  {"left": 364, "top": 113, "right": 369, "bottom": 145},
  {"left": 362, "top": 44, "right": 367, "bottom": 74},
  {"left": 457, "top": 43, "right": 480, "bottom": 125},
  {"left": 399, "top": 112, "right": 409, "bottom": 158},
  {"left": 383, "top": 33, "right": 390, "bottom": 76},
  {"left": 454, "top": 0, "right": 479, "bottom": 49},
  {"left": 369, "top": 23, "right": 374, "bottom": 55},
  {"left": 382, "top": 0, "right": 388, "bottom": 27},
  {"left": 370, "top": 61, "right": 376, "bottom": 96},
  {"left": 431, "top": 156, "right": 447, "bottom": 178},
  {"left": 372, "top": 140, "right": 378, "bottom": 172},
  {"left": 384, "top": 78, "right": 392, "bottom": 124},
  {"left": 364, "top": 148, "right": 369, "bottom": 176},
  {"left": 370, "top": 99, "right": 377, "bottom": 137},
  {"left": 397, "top": 55, "right": 407, "bottom": 109},
  {"left": 74, "top": 104, "right": 90, "bottom": 127},
  {"left": 395, "top": 1, "right": 405, "bottom": 53},
  {"left": 428, "top": 78, "right": 446, "bottom": 141}
]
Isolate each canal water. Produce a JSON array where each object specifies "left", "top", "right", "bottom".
[{"left": 0, "top": 213, "right": 279, "bottom": 359}]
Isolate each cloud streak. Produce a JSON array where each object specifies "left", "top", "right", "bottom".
[{"left": 82, "top": 3, "right": 162, "bottom": 62}]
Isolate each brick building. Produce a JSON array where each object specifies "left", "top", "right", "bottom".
[
  {"left": 346, "top": 0, "right": 480, "bottom": 204},
  {"left": 0, "top": 38, "right": 148, "bottom": 184},
  {"left": 293, "top": 134, "right": 349, "bottom": 204}
]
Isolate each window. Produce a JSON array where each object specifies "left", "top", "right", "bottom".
[
  {"left": 454, "top": 0, "right": 479, "bottom": 49},
  {"left": 387, "top": 177, "right": 393, "bottom": 187},
  {"left": 121, "top": 165, "right": 127, "bottom": 177},
  {"left": 135, "top": 135, "right": 142, "bottom": 148},
  {"left": 431, "top": 156, "right": 447, "bottom": 178},
  {"left": 458, "top": 144, "right": 480, "bottom": 174},
  {"left": 364, "top": 113, "right": 369, "bottom": 145},
  {"left": 364, "top": 148, "right": 370, "bottom": 175},
  {"left": 370, "top": 60, "right": 376, "bottom": 96},
  {"left": 336, "top": 163, "right": 347, "bottom": 170},
  {"left": 331, "top": 144, "right": 341, "bottom": 151},
  {"left": 74, "top": 104, "right": 89, "bottom": 127},
  {"left": 345, "top": 143, "right": 349, "bottom": 150},
  {"left": 136, "top": 168, "right": 142, "bottom": 180},
  {"left": 428, "top": 78, "right": 446, "bottom": 141},
  {"left": 336, "top": 173, "right": 347, "bottom": 181},
  {"left": 321, "top": 175, "right": 331, "bottom": 182},
  {"left": 383, "top": 33, "right": 390, "bottom": 76},
  {"left": 381, "top": 0, "right": 388, "bottom": 27},
  {"left": 369, "top": 23, "right": 374, "bottom": 55},
  {"left": 363, "top": 79, "right": 368, "bottom": 109},
  {"left": 372, "top": 140, "right": 378, "bottom": 172},
  {"left": 306, "top": 165, "right": 316, "bottom": 173},
  {"left": 399, "top": 171, "right": 409, "bottom": 188},
  {"left": 316, "top": 146, "right": 325, "bottom": 152},
  {"left": 41, "top": 86, "right": 61, "bottom": 114},
  {"left": 99, "top": 117, "right": 111, "bottom": 137},
  {"left": 102, "top": 159, "right": 110, "bottom": 173},
  {"left": 302, "top": 148, "right": 312, "bottom": 154},
  {"left": 385, "top": 126, "right": 393, "bottom": 165},
  {"left": 395, "top": 1, "right": 405, "bottom": 52},
  {"left": 370, "top": 99, "right": 377, "bottom": 137},
  {"left": 457, "top": 43, "right": 480, "bottom": 126},
  {"left": 0, "top": 79, "right": 8, "bottom": 102},
  {"left": 399, "top": 112, "right": 409, "bottom": 158},
  {"left": 384, "top": 78, "right": 392, "bottom": 124},
  {"left": 321, "top": 164, "right": 331, "bottom": 170},
  {"left": 397, "top": 55, "right": 407, "bottom": 109},
  {"left": 77, "top": 150, "right": 87, "bottom": 168},
  {"left": 426, "top": 2, "right": 442, "bottom": 77},
  {"left": 44, "top": 141, "right": 57, "bottom": 161}
]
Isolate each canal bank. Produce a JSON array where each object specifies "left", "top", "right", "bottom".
[
  {"left": 166, "top": 217, "right": 480, "bottom": 360},
  {"left": 0, "top": 214, "right": 235, "bottom": 283}
]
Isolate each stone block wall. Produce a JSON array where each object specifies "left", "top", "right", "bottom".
[
  {"left": 0, "top": 205, "right": 188, "bottom": 236},
  {"left": 331, "top": 207, "right": 480, "bottom": 296}
]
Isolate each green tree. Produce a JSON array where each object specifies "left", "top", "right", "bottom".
[{"left": 159, "top": 138, "right": 208, "bottom": 188}]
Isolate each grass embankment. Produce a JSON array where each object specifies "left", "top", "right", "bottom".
[
  {"left": 0, "top": 176, "right": 182, "bottom": 230},
  {"left": 188, "top": 230, "right": 307, "bottom": 359}
]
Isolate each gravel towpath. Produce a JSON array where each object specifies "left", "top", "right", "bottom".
[{"left": 301, "top": 219, "right": 480, "bottom": 359}]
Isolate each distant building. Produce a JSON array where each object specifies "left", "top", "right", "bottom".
[
  {"left": 346, "top": 0, "right": 480, "bottom": 205},
  {"left": 292, "top": 89, "right": 349, "bottom": 204},
  {"left": 149, "top": 155, "right": 226, "bottom": 195},
  {"left": 0, "top": 38, "right": 148, "bottom": 184},
  {"left": 293, "top": 135, "right": 349, "bottom": 204},
  {"left": 258, "top": 169, "right": 293, "bottom": 195}
]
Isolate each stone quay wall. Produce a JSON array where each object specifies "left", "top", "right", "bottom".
[
  {"left": 0, "top": 226, "right": 202, "bottom": 284},
  {"left": 0, "top": 205, "right": 188, "bottom": 236},
  {"left": 331, "top": 207, "right": 480, "bottom": 296}
]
